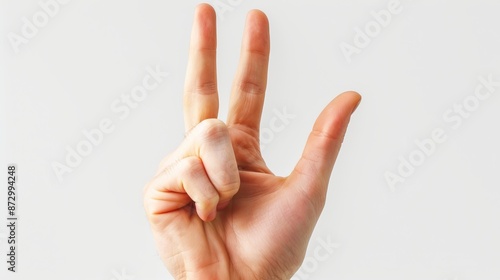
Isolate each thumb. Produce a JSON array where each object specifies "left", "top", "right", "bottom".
[{"left": 288, "top": 91, "right": 361, "bottom": 204}]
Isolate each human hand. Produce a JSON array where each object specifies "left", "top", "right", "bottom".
[{"left": 143, "top": 4, "right": 361, "bottom": 280}]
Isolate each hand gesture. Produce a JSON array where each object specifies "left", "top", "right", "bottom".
[{"left": 143, "top": 4, "right": 361, "bottom": 279}]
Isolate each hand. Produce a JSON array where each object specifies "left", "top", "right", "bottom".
[{"left": 143, "top": 4, "right": 361, "bottom": 280}]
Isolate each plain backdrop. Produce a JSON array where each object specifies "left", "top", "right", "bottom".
[{"left": 1, "top": 0, "right": 500, "bottom": 279}]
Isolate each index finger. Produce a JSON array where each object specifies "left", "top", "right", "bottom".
[{"left": 183, "top": 4, "right": 219, "bottom": 132}]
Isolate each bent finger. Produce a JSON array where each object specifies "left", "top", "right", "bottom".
[
  {"left": 145, "top": 156, "right": 219, "bottom": 222},
  {"left": 161, "top": 119, "right": 240, "bottom": 208}
]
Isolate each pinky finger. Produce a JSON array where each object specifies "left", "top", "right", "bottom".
[{"left": 144, "top": 156, "right": 220, "bottom": 223}]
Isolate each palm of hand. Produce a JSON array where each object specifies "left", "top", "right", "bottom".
[{"left": 159, "top": 128, "right": 319, "bottom": 279}]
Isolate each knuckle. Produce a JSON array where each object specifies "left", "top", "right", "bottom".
[
  {"left": 190, "top": 81, "right": 218, "bottom": 96},
  {"left": 183, "top": 155, "right": 239, "bottom": 198},
  {"left": 219, "top": 181, "right": 240, "bottom": 199},
  {"left": 237, "top": 80, "right": 264, "bottom": 95},
  {"left": 142, "top": 184, "right": 161, "bottom": 224},
  {"left": 215, "top": 165, "right": 240, "bottom": 196},
  {"left": 182, "top": 156, "right": 205, "bottom": 178},
  {"left": 190, "top": 119, "right": 239, "bottom": 199},
  {"left": 197, "top": 118, "right": 229, "bottom": 142}
]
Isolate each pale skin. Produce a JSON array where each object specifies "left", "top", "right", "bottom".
[{"left": 143, "top": 3, "right": 362, "bottom": 280}]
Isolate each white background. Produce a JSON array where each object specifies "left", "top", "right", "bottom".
[{"left": 1, "top": 0, "right": 500, "bottom": 279}]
